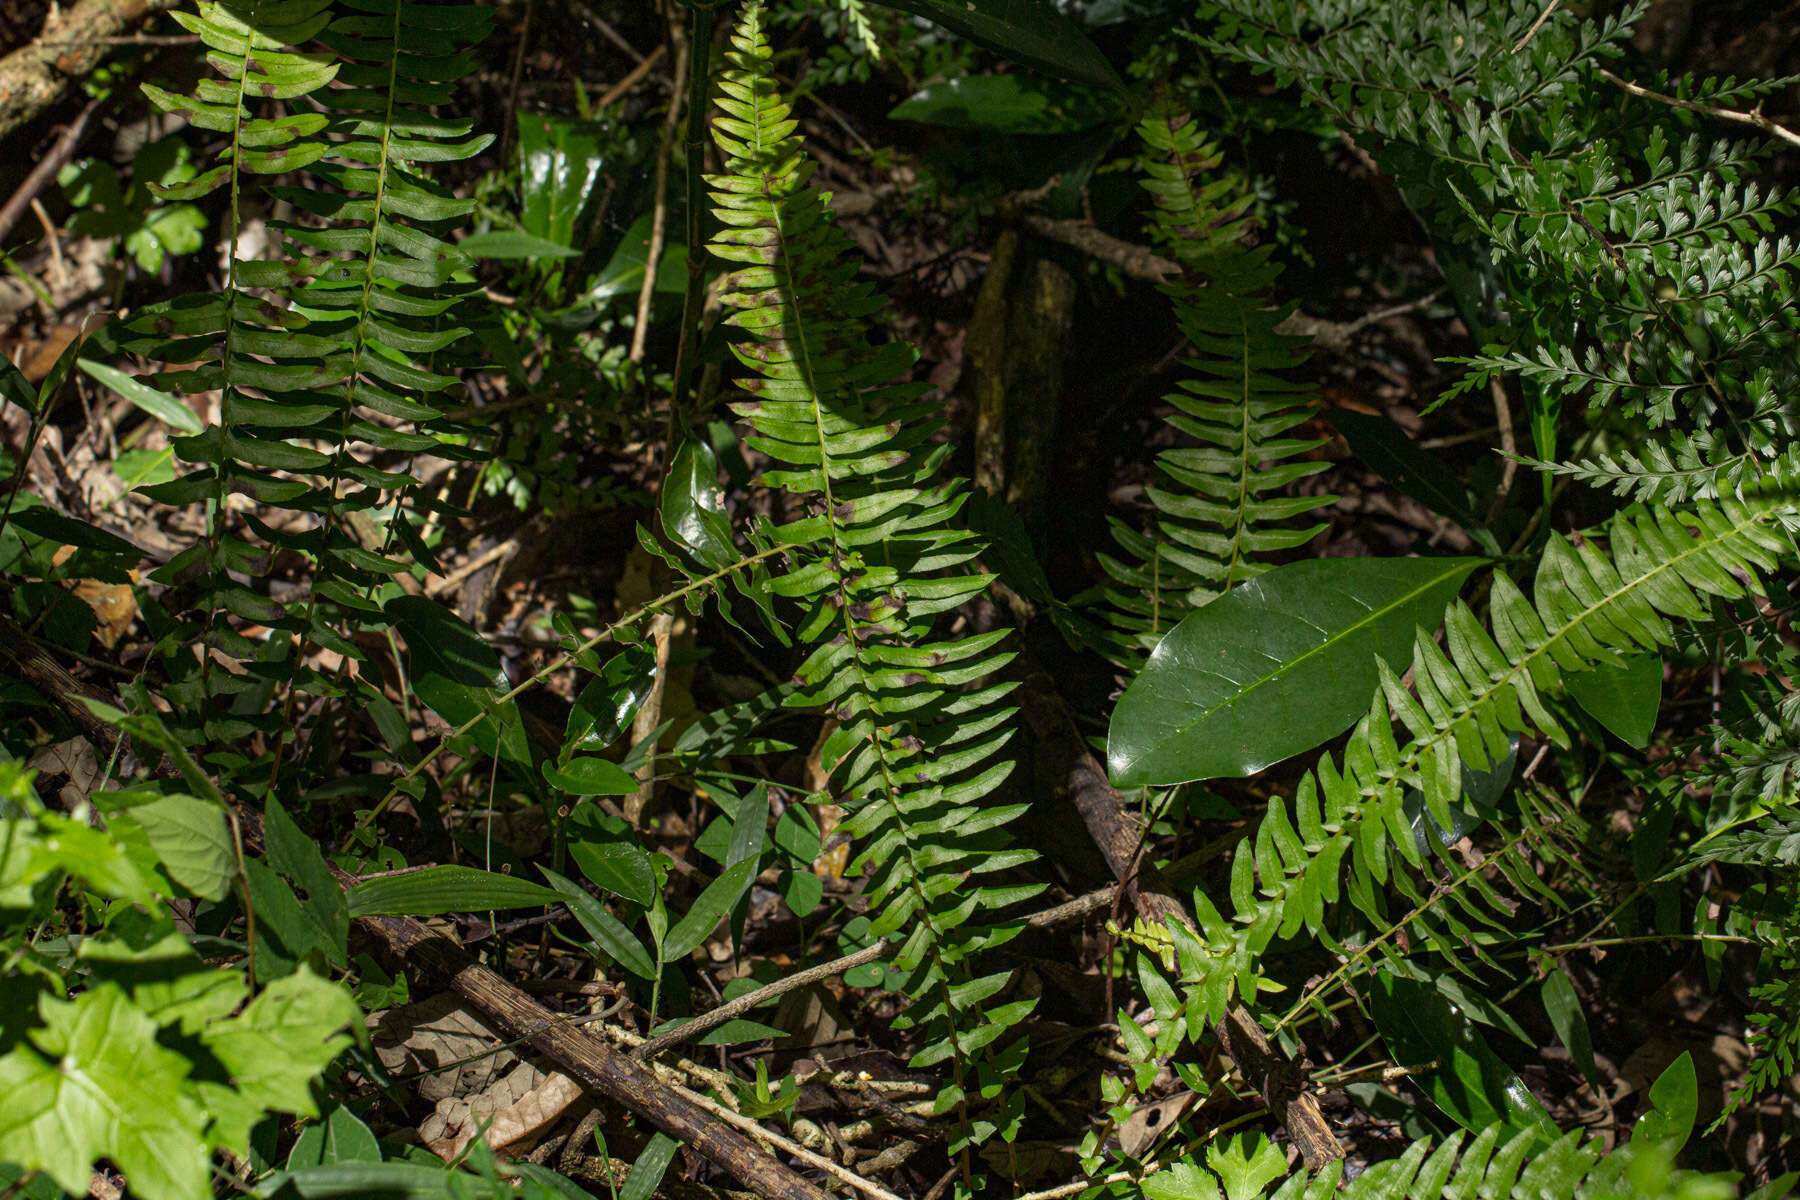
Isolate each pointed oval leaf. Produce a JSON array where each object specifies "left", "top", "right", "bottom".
[
  {"left": 540, "top": 866, "right": 658, "bottom": 980},
  {"left": 344, "top": 865, "right": 560, "bottom": 917},
  {"left": 1108, "top": 556, "right": 1483, "bottom": 787},
  {"left": 662, "top": 858, "right": 758, "bottom": 961}
]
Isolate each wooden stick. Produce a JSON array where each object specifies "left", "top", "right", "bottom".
[
  {"left": 0, "top": 0, "right": 178, "bottom": 140},
  {"left": 0, "top": 97, "right": 100, "bottom": 244},
  {"left": 1597, "top": 67, "right": 1800, "bottom": 150}
]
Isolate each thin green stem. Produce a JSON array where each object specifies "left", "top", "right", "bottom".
[{"left": 342, "top": 543, "right": 786, "bottom": 849}]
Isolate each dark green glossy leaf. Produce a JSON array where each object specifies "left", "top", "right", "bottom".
[
  {"left": 569, "top": 840, "right": 654, "bottom": 906},
  {"left": 1566, "top": 653, "right": 1662, "bottom": 750},
  {"left": 566, "top": 646, "right": 656, "bottom": 751},
  {"left": 662, "top": 438, "right": 737, "bottom": 570},
  {"left": 870, "top": 0, "right": 1123, "bottom": 91},
  {"left": 517, "top": 112, "right": 604, "bottom": 248},
  {"left": 1367, "top": 972, "right": 1559, "bottom": 1146},
  {"left": 544, "top": 756, "right": 639, "bottom": 797},
  {"left": 6, "top": 506, "right": 141, "bottom": 558},
  {"left": 540, "top": 866, "right": 657, "bottom": 979},
  {"left": 1403, "top": 735, "right": 1516, "bottom": 855},
  {"left": 889, "top": 75, "right": 1120, "bottom": 134},
  {"left": 1107, "top": 556, "right": 1482, "bottom": 787},
  {"left": 0, "top": 355, "right": 35, "bottom": 415},
  {"left": 1540, "top": 964, "right": 1599, "bottom": 1089},
  {"left": 344, "top": 866, "right": 561, "bottom": 917},
  {"left": 266, "top": 1163, "right": 464, "bottom": 1198},
  {"left": 385, "top": 595, "right": 502, "bottom": 688}
]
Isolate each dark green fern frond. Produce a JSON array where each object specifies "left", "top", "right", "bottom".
[
  {"left": 114, "top": 0, "right": 490, "bottom": 761},
  {"left": 705, "top": 1, "right": 1033, "bottom": 1146},
  {"left": 1097, "top": 114, "right": 1330, "bottom": 662}
]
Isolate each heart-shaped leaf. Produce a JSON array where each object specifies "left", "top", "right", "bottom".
[{"left": 1566, "top": 652, "right": 1662, "bottom": 749}]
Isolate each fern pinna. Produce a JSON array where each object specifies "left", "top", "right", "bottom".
[
  {"left": 116, "top": 0, "right": 489, "bottom": 769},
  {"left": 704, "top": 2, "right": 1035, "bottom": 1165},
  {"left": 1098, "top": 114, "right": 1330, "bottom": 663}
]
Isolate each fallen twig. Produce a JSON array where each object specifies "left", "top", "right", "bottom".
[
  {"left": 0, "top": 96, "right": 100, "bottom": 245},
  {"left": 0, "top": 0, "right": 178, "bottom": 141},
  {"left": 1597, "top": 66, "right": 1800, "bottom": 150}
]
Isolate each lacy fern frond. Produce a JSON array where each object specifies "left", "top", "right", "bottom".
[
  {"left": 1202, "top": 0, "right": 1800, "bottom": 507},
  {"left": 116, "top": 0, "right": 490, "bottom": 756},
  {"left": 1154, "top": 499, "right": 1793, "bottom": 1023},
  {"left": 705, "top": 2, "right": 1033, "bottom": 1139},
  {"left": 1097, "top": 114, "right": 1330, "bottom": 662}
]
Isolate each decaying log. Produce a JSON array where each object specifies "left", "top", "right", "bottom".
[{"left": 0, "top": 0, "right": 179, "bottom": 142}]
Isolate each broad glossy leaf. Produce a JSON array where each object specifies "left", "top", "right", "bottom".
[
  {"left": 565, "top": 807, "right": 655, "bottom": 906},
  {"left": 77, "top": 359, "right": 203, "bottom": 433},
  {"left": 870, "top": 0, "right": 1123, "bottom": 91},
  {"left": 1108, "top": 556, "right": 1482, "bottom": 787},
  {"left": 1566, "top": 653, "right": 1662, "bottom": 750},
  {"left": 540, "top": 866, "right": 657, "bottom": 979},
  {"left": 662, "top": 438, "right": 737, "bottom": 570},
  {"left": 0, "top": 355, "right": 34, "bottom": 414},
  {"left": 1540, "top": 965, "right": 1598, "bottom": 1089},
  {"left": 344, "top": 865, "right": 561, "bottom": 917},
  {"left": 517, "top": 112, "right": 604, "bottom": 248},
  {"left": 890, "top": 75, "right": 1120, "bottom": 134},
  {"left": 566, "top": 645, "right": 656, "bottom": 750},
  {"left": 1367, "top": 972, "right": 1558, "bottom": 1147},
  {"left": 663, "top": 858, "right": 757, "bottom": 961}
]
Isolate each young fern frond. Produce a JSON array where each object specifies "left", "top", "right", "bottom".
[
  {"left": 117, "top": 0, "right": 489, "bottom": 758},
  {"left": 1156, "top": 499, "right": 1793, "bottom": 1023},
  {"left": 705, "top": 2, "right": 1033, "bottom": 1138},
  {"left": 1098, "top": 115, "right": 1330, "bottom": 662}
]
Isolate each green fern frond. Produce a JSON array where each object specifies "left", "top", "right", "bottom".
[
  {"left": 1098, "top": 114, "right": 1331, "bottom": 662},
  {"left": 1155, "top": 498, "right": 1793, "bottom": 1022},
  {"left": 705, "top": 1, "right": 1033, "bottom": 1141},
  {"left": 115, "top": 0, "right": 490, "bottom": 756},
  {"left": 1142, "top": 1120, "right": 1772, "bottom": 1200}
]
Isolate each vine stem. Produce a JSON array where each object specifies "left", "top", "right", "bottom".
[{"left": 342, "top": 544, "right": 786, "bottom": 850}]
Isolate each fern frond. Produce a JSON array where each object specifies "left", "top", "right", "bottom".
[
  {"left": 116, "top": 0, "right": 490, "bottom": 757},
  {"left": 1154, "top": 498, "right": 1793, "bottom": 1022},
  {"left": 1142, "top": 1120, "right": 1765, "bottom": 1200},
  {"left": 705, "top": 2, "right": 1032, "bottom": 1140},
  {"left": 1098, "top": 114, "right": 1331, "bottom": 662}
]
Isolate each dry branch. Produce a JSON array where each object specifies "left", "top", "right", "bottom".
[{"left": 0, "top": 0, "right": 178, "bottom": 141}]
